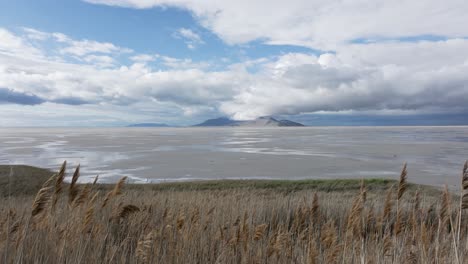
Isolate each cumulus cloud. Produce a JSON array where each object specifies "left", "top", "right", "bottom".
[
  {"left": 1, "top": 26, "right": 468, "bottom": 125},
  {"left": 83, "top": 55, "right": 117, "bottom": 68},
  {"left": 173, "top": 28, "right": 204, "bottom": 49},
  {"left": 0, "top": 28, "right": 241, "bottom": 110},
  {"left": 83, "top": 0, "right": 468, "bottom": 50},
  {"left": 58, "top": 38, "right": 132, "bottom": 56},
  {"left": 18, "top": 28, "right": 132, "bottom": 60},
  {"left": 0, "top": 28, "right": 44, "bottom": 58},
  {"left": 221, "top": 44, "right": 468, "bottom": 119},
  {"left": 130, "top": 53, "right": 158, "bottom": 63}
]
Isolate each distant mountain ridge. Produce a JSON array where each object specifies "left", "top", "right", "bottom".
[
  {"left": 194, "top": 117, "right": 239, "bottom": 126},
  {"left": 194, "top": 116, "right": 305, "bottom": 127},
  {"left": 127, "top": 123, "right": 170, "bottom": 127}
]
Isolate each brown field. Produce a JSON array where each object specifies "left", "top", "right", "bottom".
[{"left": 1, "top": 161, "right": 468, "bottom": 263}]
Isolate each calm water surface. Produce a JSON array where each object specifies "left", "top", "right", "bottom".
[{"left": 0, "top": 127, "right": 467, "bottom": 187}]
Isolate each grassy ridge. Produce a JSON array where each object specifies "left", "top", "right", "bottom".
[
  {"left": 0, "top": 165, "right": 53, "bottom": 196},
  {"left": 1, "top": 164, "right": 432, "bottom": 195}
]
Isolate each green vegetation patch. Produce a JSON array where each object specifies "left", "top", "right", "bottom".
[
  {"left": 104, "top": 178, "right": 401, "bottom": 193},
  {"left": 0, "top": 165, "right": 54, "bottom": 197},
  {"left": 1, "top": 164, "right": 437, "bottom": 196}
]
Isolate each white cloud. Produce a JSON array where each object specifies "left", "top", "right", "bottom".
[
  {"left": 20, "top": 28, "right": 133, "bottom": 57},
  {"left": 59, "top": 39, "right": 132, "bottom": 56},
  {"left": 83, "top": 55, "right": 117, "bottom": 68},
  {"left": 130, "top": 53, "right": 158, "bottom": 62},
  {"left": 173, "top": 28, "right": 204, "bottom": 49},
  {"left": 221, "top": 43, "right": 468, "bottom": 119},
  {"left": 0, "top": 28, "right": 240, "bottom": 113},
  {"left": 83, "top": 0, "right": 468, "bottom": 50},
  {"left": 22, "top": 27, "right": 50, "bottom": 41},
  {"left": 1, "top": 27, "right": 468, "bottom": 125},
  {"left": 0, "top": 28, "right": 44, "bottom": 58},
  {"left": 160, "top": 55, "right": 211, "bottom": 69}
]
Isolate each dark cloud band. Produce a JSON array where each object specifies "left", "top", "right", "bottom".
[
  {"left": 0, "top": 87, "right": 89, "bottom": 106},
  {"left": 0, "top": 88, "right": 45, "bottom": 105}
]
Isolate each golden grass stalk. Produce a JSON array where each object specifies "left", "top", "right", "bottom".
[
  {"left": 102, "top": 176, "right": 127, "bottom": 208},
  {"left": 42, "top": 173, "right": 57, "bottom": 188},
  {"left": 83, "top": 206, "right": 94, "bottom": 232},
  {"left": 383, "top": 232, "right": 392, "bottom": 257},
  {"left": 93, "top": 175, "right": 99, "bottom": 185},
  {"left": 31, "top": 186, "right": 52, "bottom": 217},
  {"left": 397, "top": 163, "right": 408, "bottom": 201},
  {"left": 380, "top": 184, "right": 394, "bottom": 229},
  {"left": 253, "top": 224, "right": 268, "bottom": 241},
  {"left": 117, "top": 204, "right": 140, "bottom": 219},
  {"left": 52, "top": 160, "right": 67, "bottom": 210},
  {"left": 395, "top": 163, "right": 408, "bottom": 237},
  {"left": 74, "top": 184, "right": 91, "bottom": 207},
  {"left": 439, "top": 183, "right": 461, "bottom": 264},
  {"left": 360, "top": 178, "right": 367, "bottom": 203},
  {"left": 440, "top": 185, "right": 451, "bottom": 232},
  {"left": 456, "top": 160, "right": 468, "bottom": 262},
  {"left": 68, "top": 164, "right": 80, "bottom": 205},
  {"left": 308, "top": 239, "right": 318, "bottom": 264},
  {"left": 90, "top": 191, "right": 100, "bottom": 204},
  {"left": 112, "top": 176, "right": 127, "bottom": 196},
  {"left": 176, "top": 213, "right": 185, "bottom": 231},
  {"left": 411, "top": 190, "right": 421, "bottom": 239},
  {"left": 136, "top": 230, "right": 156, "bottom": 263},
  {"left": 310, "top": 192, "right": 319, "bottom": 229},
  {"left": 460, "top": 160, "right": 468, "bottom": 210}
]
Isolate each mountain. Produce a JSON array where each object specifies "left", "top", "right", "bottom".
[
  {"left": 127, "top": 123, "right": 170, "bottom": 127},
  {"left": 193, "top": 117, "right": 241, "bottom": 126},
  {"left": 240, "top": 116, "right": 305, "bottom": 127},
  {"left": 194, "top": 116, "right": 305, "bottom": 127}
]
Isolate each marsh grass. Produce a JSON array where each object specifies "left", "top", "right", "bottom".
[{"left": 1, "top": 161, "right": 467, "bottom": 263}]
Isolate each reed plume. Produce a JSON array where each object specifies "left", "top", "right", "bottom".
[
  {"left": 112, "top": 176, "right": 127, "bottom": 196},
  {"left": 68, "top": 164, "right": 80, "bottom": 205},
  {"left": 102, "top": 176, "right": 127, "bottom": 208},
  {"left": 440, "top": 185, "right": 452, "bottom": 232},
  {"left": 93, "top": 175, "right": 99, "bottom": 185},
  {"left": 117, "top": 204, "right": 140, "bottom": 219},
  {"left": 254, "top": 224, "right": 268, "bottom": 241},
  {"left": 395, "top": 163, "right": 408, "bottom": 236},
  {"left": 136, "top": 230, "right": 156, "bottom": 263},
  {"left": 456, "top": 160, "right": 468, "bottom": 260},
  {"left": 459, "top": 160, "right": 468, "bottom": 210},
  {"left": 310, "top": 192, "right": 319, "bottom": 228},
  {"left": 380, "top": 184, "right": 394, "bottom": 228},
  {"left": 397, "top": 163, "right": 408, "bottom": 200},
  {"left": 74, "top": 184, "right": 91, "bottom": 207},
  {"left": 52, "top": 160, "right": 67, "bottom": 210},
  {"left": 42, "top": 173, "right": 57, "bottom": 188},
  {"left": 31, "top": 186, "right": 52, "bottom": 217},
  {"left": 83, "top": 206, "right": 94, "bottom": 232}
]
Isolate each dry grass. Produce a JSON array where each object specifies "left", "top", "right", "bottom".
[{"left": 1, "top": 162, "right": 468, "bottom": 263}]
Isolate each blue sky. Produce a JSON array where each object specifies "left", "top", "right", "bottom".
[
  {"left": 0, "top": 0, "right": 468, "bottom": 126},
  {"left": 0, "top": 0, "right": 314, "bottom": 67}
]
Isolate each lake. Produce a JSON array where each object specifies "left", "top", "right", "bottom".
[{"left": 0, "top": 127, "right": 467, "bottom": 188}]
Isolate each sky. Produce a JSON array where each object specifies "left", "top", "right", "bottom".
[{"left": 0, "top": 0, "right": 468, "bottom": 126}]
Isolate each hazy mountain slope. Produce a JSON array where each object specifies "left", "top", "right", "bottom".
[{"left": 194, "top": 116, "right": 304, "bottom": 127}]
